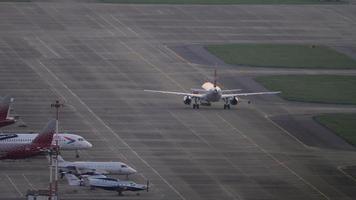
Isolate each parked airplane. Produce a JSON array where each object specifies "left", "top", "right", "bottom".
[
  {"left": 65, "top": 173, "right": 148, "bottom": 196},
  {"left": 53, "top": 133, "right": 92, "bottom": 157},
  {"left": 57, "top": 155, "right": 137, "bottom": 178},
  {"left": 0, "top": 119, "right": 56, "bottom": 159},
  {"left": 0, "top": 96, "right": 16, "bottom": 128},
  {"left": 0, "top": 132, "right": 91, "bottom": 158},
  {"left": 144, "top": 70, "right": 280, "bottom": 109}
]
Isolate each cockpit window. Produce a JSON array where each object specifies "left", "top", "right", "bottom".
[
  {"left": 78, "top": 138, "right": 84, "bottom": 141},
  {"left": 121, "top": 165, "right": 127, "bottom": 168}
]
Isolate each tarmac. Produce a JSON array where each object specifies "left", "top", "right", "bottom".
[{"left": 1, "top": 1, "right": 356, "bottom": 200}]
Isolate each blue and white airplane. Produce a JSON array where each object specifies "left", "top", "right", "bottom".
[{"left": 65, "top": 173, "right": 149, "bottom": 196}]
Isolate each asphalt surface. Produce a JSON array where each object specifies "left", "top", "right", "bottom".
[{"left": 1, "top": 1, "right": 356, "bottom": 200}]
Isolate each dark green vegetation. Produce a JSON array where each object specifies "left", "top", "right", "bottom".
[
  {"left": 205, "top": 44, "right": 356, "bottom": 69},
  {"left": 314, "top": 114, "right": 356, "bottom": 146},
  {"left": 255, "top": 75, "right": 356, "bottom": 104},
  {"left": 98, "top": 0, "right": 343, "bottom": 4}
]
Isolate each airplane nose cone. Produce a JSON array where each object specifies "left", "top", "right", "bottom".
[
  {"left": 86, "top": 141, "right": 93, "bottom": 148},
  {"left": 129, "top": 167, "right": 137, "bottom": 174}
]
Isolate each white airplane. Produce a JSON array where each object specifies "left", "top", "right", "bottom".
[
  {"left": 0, "top": 132, "right": 92, "bottom": 158},
  {"left": 145, "top": 70, "right": 281, "bottom": 109},
  {"left": 57, "top": 155, "right": 137, "bottom": 178},
  {"left": 0, "top": 119, "right": 56, "bottom": 159},
  {"left": 65, "top": 173, "right": 149, "bottom": 196},
  {"left": 52, "top": 133, "right": 92, "bottom": 157}
]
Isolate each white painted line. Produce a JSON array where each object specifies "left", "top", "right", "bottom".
[
  {"left": 169, "top": 111, "right": 242, "bottom": 200},
  {"left": 36, "top": 37, "right": 61, "bottom": 58},
  {"left": 337, "top": 166, "right": 356, "bottom": 183},
  {"left": 217, "top": 114, "right": 330, "bottom": 200},
  {"left": 97, "top": 14, "right": 127, "bottom": 37},
  {"left": 109, "top": 14, "right": 140, "bottom": 37},
  {"left": 6, "top": 174, "right": 23, "bottom": 197},
  {"left": 120, "top": 41, "right": 187, "bottom": 92},
  {"left": 265, "top": 114, "right": 309, "bottom": 148},
  {"left": 36, "top": 59, "right": 187, "bottom": 200},
  {"left": 23, "top": 174, "right": 36, "bottom": 190},
  {"left": 163, "top": 45, "right": 190, "bottom": 64},
  {"left": 85, "top": 14, "right": 115, "bottom": 36}
]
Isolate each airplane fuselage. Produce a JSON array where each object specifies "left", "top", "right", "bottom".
[
  {"left": 0, "top": 118, "right": 16, "bottom": 128},
  {"left": 201, "top": 87, "right": 222, "bottom": 103},
  {"left": 59, "top": 161, "right": 137, "bottom": 175},
  {"left": 88, "top": 178, "right": 147, "bottom": 192},
  {"left": 0, "top": 133, "right": 92, "bottom": 152}
]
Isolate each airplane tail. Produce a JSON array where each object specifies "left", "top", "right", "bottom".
[
  {"left": 0, "top": 95, "right": 12, "bottom": 121},
  {"left": 201, "top": 70, "right": 218, "bottom": 90},
  {"left": 146, "top": 180, "right": 149, "bottom": 192},
  {"left": 57, "top": 155, "right": 65, "bottom": 163},
  {"left": 64, "top": 173, "right": 82, "bottom": 186},
  {"left": 213, "top": 69, "right": 217, "bottom": 88},
  {"left": 32, "top": 119, "right": 56, "bottom": 147}
]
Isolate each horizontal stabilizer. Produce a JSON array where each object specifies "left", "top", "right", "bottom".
[{"left": 65, "top": 173, "right": 82, "bottom": 186}]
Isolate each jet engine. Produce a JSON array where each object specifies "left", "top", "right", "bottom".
[
  {"left": 230, "top": 97, "right": 239, "bottom": 105},
  {"left": 183, "top": 96, "right": 192, "bottom": 105}
]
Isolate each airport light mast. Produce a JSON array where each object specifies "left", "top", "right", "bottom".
[{"left": 50, "top": 100, "right": 64, "bottom": 199}]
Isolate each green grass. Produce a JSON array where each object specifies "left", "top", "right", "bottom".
[
  {"left": 205, "top": 44, "right": 356, "bottom": 69},
  {"left": 255, "top": 75, "right": 356, "bottom": 104},
  {"left": 98, "top": 0, "right": 344, "bottom": 4},
  {"left": 314, "top": 114, "right": 356, "bottom": 146}
]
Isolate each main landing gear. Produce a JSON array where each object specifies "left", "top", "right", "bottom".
[
  {"left": 192, "top": 97, "right": 200, "bottom": 109},
  {"left": 223, "top": 98, "right": 231, "bottom": 109}
]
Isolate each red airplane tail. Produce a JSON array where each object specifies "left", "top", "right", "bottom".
[
  {"left": 0, "top": 119, "right": 57, "bottom": 159},
  {"left": 32, "top": 119, "right": 56, "bottom": 148},
  {"left": 0, "top": 96, "right": 12, "bottom": 121}
]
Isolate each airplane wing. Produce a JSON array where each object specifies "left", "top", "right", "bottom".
[
  {"left": 222, "top": 91, "right": 281, "bottom": 98},
  {"left": 221, "top": 89, "right": 242, "bottom": 93},
  {"left": 144, "top": 90, "right": 202, "bottom": 98}
]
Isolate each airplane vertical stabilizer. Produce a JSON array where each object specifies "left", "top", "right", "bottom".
[
  {"left": 213, "top": 69, "right": 217, "bottom": 88},
  {"left": 202, "top": 82, "right": 214, "bottom": 90},
  {"left": 57, "top": 155, "right": 65, "bottom": 163},
  {"left": 32, "top": 119, "right": 56, "bottom": 146},
  {"left": 0, "top": 96, "right": 12, "bottom": 121}
]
